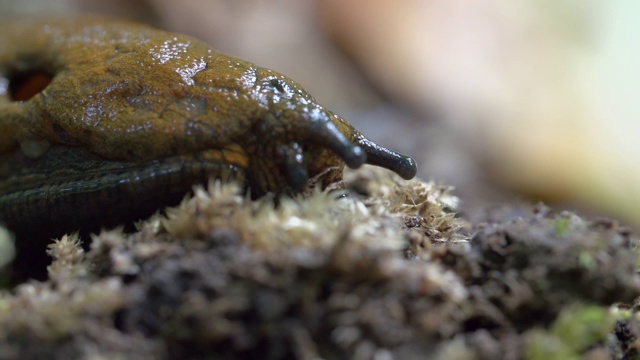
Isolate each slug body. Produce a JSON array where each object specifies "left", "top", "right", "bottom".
[{"left": 0, "top": 16, "right": 417, "bottom": 235}]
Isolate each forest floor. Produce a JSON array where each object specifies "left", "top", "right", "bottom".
[{"left": 0, "top": 167, "right": 638, "bottom": 359}]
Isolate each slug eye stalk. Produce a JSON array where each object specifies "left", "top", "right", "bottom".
[{"left": 358, "top": 135, "right": 417, "bottom": 180}]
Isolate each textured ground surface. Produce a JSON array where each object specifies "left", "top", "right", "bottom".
[{"left": 0, "top": 167, "right": 638, "bottom": 359}]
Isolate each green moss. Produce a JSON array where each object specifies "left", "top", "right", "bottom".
[
  {"left": 578, "top": 251, "right": 596, "bottom": 271},
  {"left": 525, "top": 304, "right": 616, "bottom": 359},
  {"left": 526, "top": 329, "right": 580, "bottom": 360},
  {"left": 555, "top": 216, "right": 570, "bottom": 237},
  {"left": 551, "top": 305, "right": 616, "bottom": 350}
]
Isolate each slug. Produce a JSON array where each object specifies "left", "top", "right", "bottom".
[{"left": 0, "top": 16, "right": 417, "bottom": 236}]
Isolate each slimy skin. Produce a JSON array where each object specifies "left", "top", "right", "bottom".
[{"left": 0, "top": 16, "right": 417, "bottom": 234}]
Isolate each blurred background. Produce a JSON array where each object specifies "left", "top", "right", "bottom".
[{"left": 1, "top": 0, "right": 638, "bottom": 228}]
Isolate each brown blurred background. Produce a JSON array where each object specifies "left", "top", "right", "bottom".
[{"left": 1, "top": 0, "right": 638, "bottom": 228}]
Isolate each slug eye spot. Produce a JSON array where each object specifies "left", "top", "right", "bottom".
[
  {"left": 7, "top": 69, "right": 53, "bottom": 101},
  {"left": 270, "top": 78, "right": 285, "bottom": 93}
]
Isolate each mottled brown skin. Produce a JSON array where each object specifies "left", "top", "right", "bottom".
[{"left": 0, "top": 16, "right": 417, "bottom": 237}]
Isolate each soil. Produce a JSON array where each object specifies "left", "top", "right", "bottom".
[{"left": 0, "top": 167, "right": 638, "bottom": 359}]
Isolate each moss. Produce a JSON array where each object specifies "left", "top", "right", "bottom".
[
  {"left": 0, "top": 167, "right": 638, "bottom": 359},
  {"left": 46, "top": 233, "right": 87, "bottom": 283},
  {"left": 525, "top": 329, "right": 581, "bottom": 360},
  {"left": 525, "top": 305, "right": 617, "bottom": 360},
  {"left": 551, "top": 305, "right": 616, "bottom": 351},
  {"left": 555, "top": 215, "right": 570, "bottom": 237}
]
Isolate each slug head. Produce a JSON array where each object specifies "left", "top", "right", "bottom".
[{"left": 247, "top": 70, "right": 417, "bottom": 196}]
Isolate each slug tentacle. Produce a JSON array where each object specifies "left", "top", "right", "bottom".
[
  {"left": 357, "top": 134, "right": 418, "bottom": 181},
  {"left": 0, "top": 16, "right": 418, "bottom": 237},
  {"left": 306, "top": 115, "right": 366, "bottom": 169}
]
